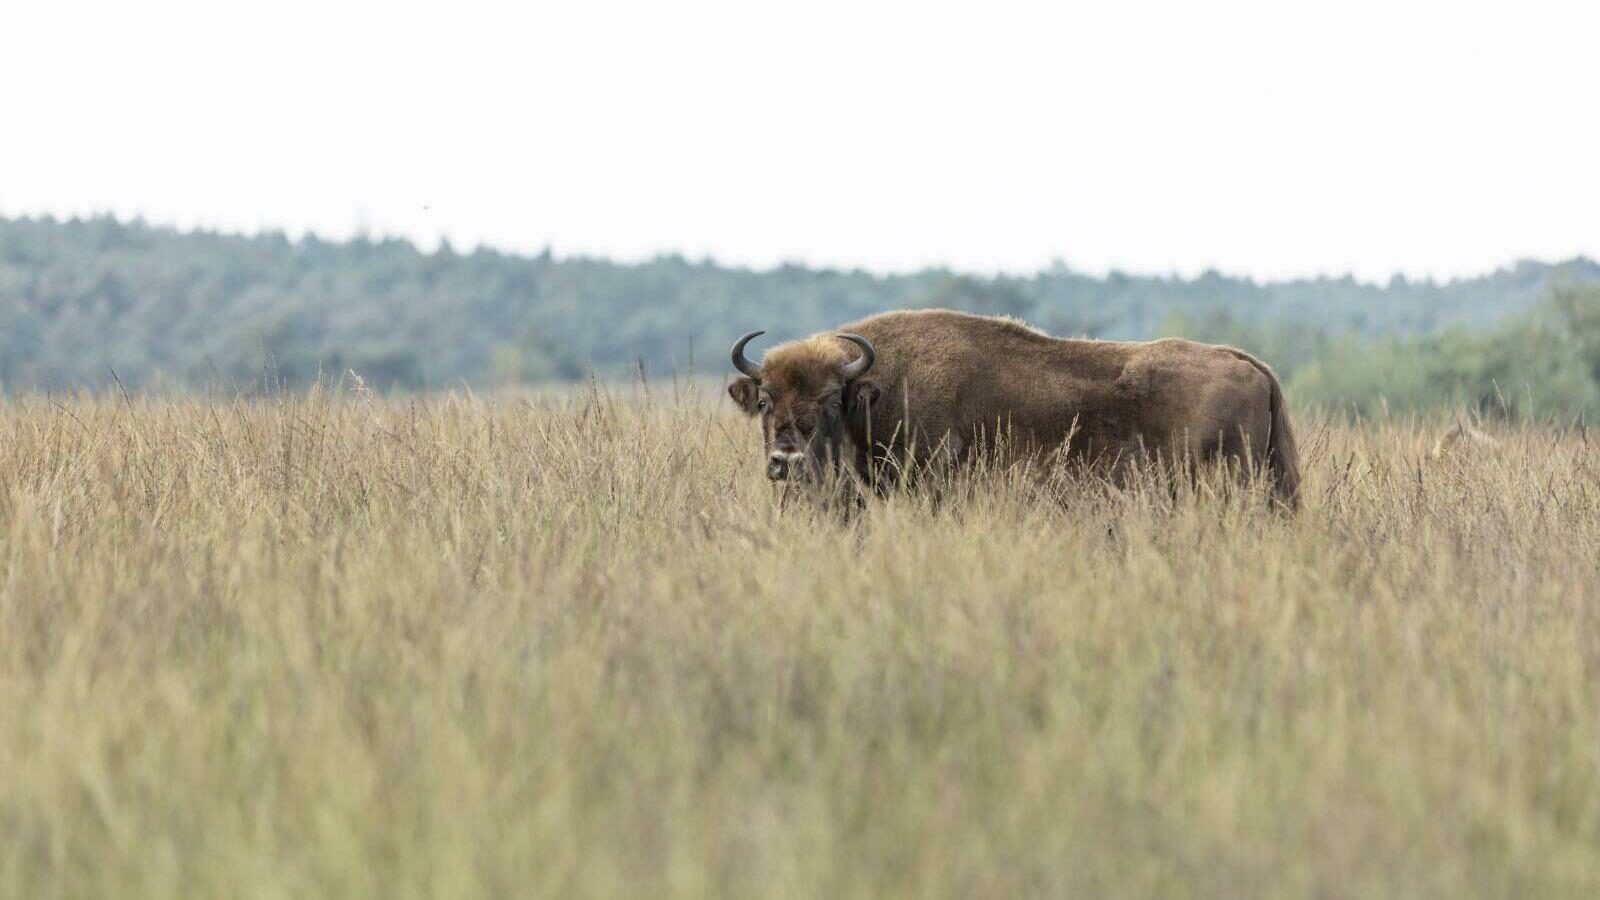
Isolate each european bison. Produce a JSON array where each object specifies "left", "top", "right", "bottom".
[{"left": 729, "top": 309, "right": 1299, "bottom": 508}]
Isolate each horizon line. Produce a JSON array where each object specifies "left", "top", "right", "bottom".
[{"left": 4, "top": 207, "right": 1596, "bottom": 291}]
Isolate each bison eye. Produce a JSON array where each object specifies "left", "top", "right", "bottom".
[{"left": 758, "top": 398, "right": 771, "bottom": 413}]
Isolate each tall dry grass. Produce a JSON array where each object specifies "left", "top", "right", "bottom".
[{"left": 1, "top": 383, "right": 1598, "bottom": 898}]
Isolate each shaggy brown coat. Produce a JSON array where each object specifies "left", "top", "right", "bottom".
[{"left": 729, "top": 308, "right": 1300, "bottom": 507}]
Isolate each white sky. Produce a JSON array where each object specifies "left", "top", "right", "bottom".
[{"left": 2, "top": 0, "right": 1597, "bottom": 281}]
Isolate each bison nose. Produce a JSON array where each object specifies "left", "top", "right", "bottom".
[{"left": 767, "top": 450, "right": 803, "bottom": 481}]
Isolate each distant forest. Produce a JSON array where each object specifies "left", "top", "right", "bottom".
[{"left": 2, "top": 215, "right": 1598, "bottom": 416}]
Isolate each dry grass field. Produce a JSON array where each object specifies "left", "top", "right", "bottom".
[{"left": 2, "top": 383, "right": 1598, "bottom": 898}]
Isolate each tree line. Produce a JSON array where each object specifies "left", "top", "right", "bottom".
[{"left": 1, "top": 215, "right": 1596, "bottom": 416}]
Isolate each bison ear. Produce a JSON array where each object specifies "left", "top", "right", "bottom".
[
  {"left": 846, "top": 380, "right": 881, "bottom": 415},
  {"left": 728, "top": 377, "right": 761, "bottom": 416}
]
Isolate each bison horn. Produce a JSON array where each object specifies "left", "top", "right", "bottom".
[
  {"left": 837, "top": 333, "right": 875, "bottom": 380},
  {"left": 731, "top": 331, "right": 765, "bottom": 381}
]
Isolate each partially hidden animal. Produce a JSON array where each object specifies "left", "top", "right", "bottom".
[{"left": 728, "top": 308, "right": 1300, "bottom": 508}]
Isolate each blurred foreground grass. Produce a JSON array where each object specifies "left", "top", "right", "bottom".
[{"left": 1, "top": 385, "right": 1598, "bottom": 898}]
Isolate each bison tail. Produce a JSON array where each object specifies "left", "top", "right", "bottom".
[{"left": 1262, "top": 368, "right": 1300, "bottom": 510}]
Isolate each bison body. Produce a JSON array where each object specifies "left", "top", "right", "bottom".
[{"left": 730, "top": 309, "right": 1299, "bottom": 508}]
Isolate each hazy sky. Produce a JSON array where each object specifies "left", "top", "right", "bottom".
[{"left": 3, "top": 0, "right": 1597, "bottom": 280}]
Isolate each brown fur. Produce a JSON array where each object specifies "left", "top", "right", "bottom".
[{"left": 730, "top": 309, "right": 1300, "bottom": 508}]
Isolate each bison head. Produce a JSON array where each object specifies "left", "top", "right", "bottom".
[{"left": 728, "top": 330, "right": 881, "bottom": 484}]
